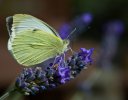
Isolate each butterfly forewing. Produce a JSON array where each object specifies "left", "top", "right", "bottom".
[{"left": 6, "top": 14, "right": 59, "bottom": 38}]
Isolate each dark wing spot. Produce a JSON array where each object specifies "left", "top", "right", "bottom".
[
  {"left": 6, "top": 16, "right": 13, "bottom": 34},
  {"left": 33, "top": 29, "right": 41, "bottom": 32}
]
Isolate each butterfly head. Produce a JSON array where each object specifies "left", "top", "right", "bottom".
[{"left": 63, "top": 39, "right": 70, "bottom": 52}]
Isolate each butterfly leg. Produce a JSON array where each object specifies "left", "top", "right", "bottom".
[
  {"left": 52, "top": 56, "right": 57, "bottom": 67},
  {"left": 69, "top": 47, "right": 74, "bottom": 55},
  {"left": 63, "top": 53, "right": 67, "bottom": 67},
  {"left": 52, "top": 56, "right": 65, "bottom": 70},
  {"left": 52, "top": 54, "right": 67, "bottom": 69},
  {"left": 52, "top": 56, "right": 61, "bottom": 69}
]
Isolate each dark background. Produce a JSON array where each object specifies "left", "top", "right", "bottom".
[{"left": 0, "top": 0, "right": 128, "bottom": 100}]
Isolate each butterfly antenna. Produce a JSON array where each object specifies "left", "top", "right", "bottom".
[{"left": 66, "top": 28, "right": 77, "bottom": 39}]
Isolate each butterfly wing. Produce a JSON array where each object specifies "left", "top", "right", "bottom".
[
  {"left": 6, "top": 14, "right": 60, "bottom": 38},
  {"left": 11, "top": 29, "right": 63, "bottom": 67},
  {"left": 7, "top": 14, "right": 62, "bottom": 51}
]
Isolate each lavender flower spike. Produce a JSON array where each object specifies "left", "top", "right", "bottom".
[{"left": 15, "top": 48, "right": 94, "bottom": 95}]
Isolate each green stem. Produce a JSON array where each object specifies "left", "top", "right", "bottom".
[
  {"left": 0, "top": 89, "right": 16, "bottom": 100},
  {"left": 0, "top": 92, "right": 9, "bottom": 100}
]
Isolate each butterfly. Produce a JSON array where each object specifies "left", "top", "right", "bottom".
[{"left": 6, "top": 14, "right": 69, "bottom": 67}]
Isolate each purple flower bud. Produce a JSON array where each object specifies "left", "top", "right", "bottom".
[
  {"left": 82, "top": 13, "right": 93, "bottom": 24},
  {"left": 59, "top": 23, "right": 71, "bottom": 39},
  {"left": 40, "top": 86, "right": 46, "bottom": 90},
  {"left": 31, "top": 86, "right": 39, "bottom": 92},
  {"left": 104, "top": 20, "right": 124, "bottom": 35},
  {"left": 55, "top": 66, "right": 70, "bottom": 84}
]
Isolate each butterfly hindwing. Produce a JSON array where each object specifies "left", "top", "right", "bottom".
[{"left": 11, "top": 29, "right": 63, "bottom": 66}]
